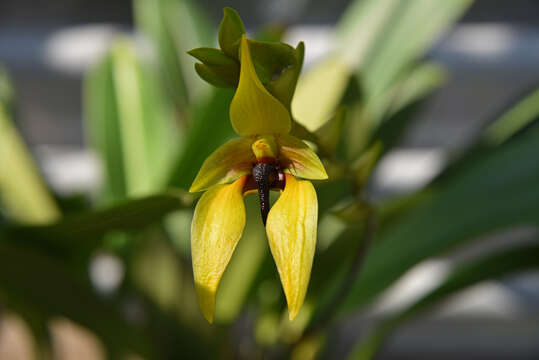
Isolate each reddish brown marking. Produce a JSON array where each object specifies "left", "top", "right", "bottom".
[{"left": 256, "top": 156, "right": 277, "bottom": 164}]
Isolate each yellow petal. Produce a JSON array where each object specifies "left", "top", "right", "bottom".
[
  {"left": 266, "top": 174, "right": 318, "bottom": 320},
  {"left": 191, "top": 176, "right": 247, "bottom": 323},
  {"left": 230, "top": 36, "right": 291, "bottom": 136},
  {"left": 190, "top": 137, "right": 256, "bottom": 193},
  {"left": 277, "top": 134, "right": 328, "bottom": 180}
]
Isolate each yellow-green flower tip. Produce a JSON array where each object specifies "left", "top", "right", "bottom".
[
  {"left": 266, "top": 174, "right": 318, "bottom": 321},
  {"left": 230, "top": 35, "right": 291, "bottom": 136}
]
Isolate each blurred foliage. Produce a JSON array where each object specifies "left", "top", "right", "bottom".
[{"left": 0, "top": 0, "right": 538, "bottom": 359}]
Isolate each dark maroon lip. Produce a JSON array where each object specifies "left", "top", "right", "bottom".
[{"left": 243, "top": 162, "right": 286, "bottom": 226}]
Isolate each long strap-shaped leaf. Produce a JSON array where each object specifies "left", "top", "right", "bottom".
[
  {"left": 4, "top": 192, "right": 185, "bottom": 257},
  {"left": 133, "top": 0, "right": 213, "bottom": 108},
  {"left": 84, "top": 41, "right": 178, "bottom": 203},
  {"left": 348, "top": 244, "right": 539, "bottom": 359},
  {"left": 0, "top": 237, "right": 211, "bottom": 359},
  {"left": 340, "top": 122, "right": 539, "bottom": 313},
  {"left": 0, "top": 76, "right": 60, "bottom": 223},
  {"left": 293, "top": 0, "right": 472, "bottom": 133}
]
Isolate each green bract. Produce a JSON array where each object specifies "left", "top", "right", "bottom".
[
  {"left": 218, "top": 7, "right": 245, "bottom": 59},
  {"left": 188, "top": 7, "right": 304, "bottom": 110}
]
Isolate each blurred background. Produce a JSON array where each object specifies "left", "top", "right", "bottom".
[{"left": 1, "top": 0, "right": 539, "bottom": 359}]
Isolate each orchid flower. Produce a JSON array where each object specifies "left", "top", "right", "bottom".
[{"left": 190, "top": 35, "right": 327, "bottom": 323}]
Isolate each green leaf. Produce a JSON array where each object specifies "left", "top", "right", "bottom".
[
  {"left": 348, "top": 244, "right": 539, "bottom": 359},
  {"left": 84, "top": 54, "right": 126, "bottom": 202},
  {"left": 84, "top": 40, "right": 178, "bottom": 203},
  {"left": 218, "top": 7, "right": 246, "bottom": 59},
  {"left": 5, "top": 192, "right": 186, "bottom": 257},
  {"left": 359, "top": 63, "right": 446, "bottom": 157},
  {"left": 359, "top": 0, "right": 473, "bottom": 97},
  {"left": 340, "top": 122, "right": 539, "bottom": 312},
  {"left": 134, "top": 0, "right": 213, "bottom": 107},
  {"left": 315, "top": 106, "right": 347, "bottom": 156},
  {"left": 0, "top": 73, "right": 60, "bottom": 224},
  {"left": 295, "top": 0, "right": 470, "bottom": 133},
  {"left": 0, "top": 65, "right": 13, "bottom": 109},
  {"left": 343, "top": 1, "right": 469, "bottom": 158},
  {"left": 336, "top": 0, "right": 398, "bottom": 67},
  {"left": 0, "top": 239, "right": 153, "bottom": 357},
  {"left": 0, "top": 237, "right": 211, "bottom": 359},
  {"left": 362, "top": 62, "right": 446, "bottom": 131},
  {"left": 435, "top": 86, "right": 539, "bottom": 186},
  {"left": 483, "top": 87, "right": 539, "bottom": 146},
  {"left": 352, "top": 141, "right": 383, "bottom": 189},
  {"left": 167, "top": 88, "right": 236, "bottom": 190}
]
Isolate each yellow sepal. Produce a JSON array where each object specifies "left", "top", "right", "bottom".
[
  {"left": 277, "top": 134, "right": 328, "bottom": 180},
  {"left": 230, "top": 36, "right": 291, "bottom": 136},
  {"left": 191, "top": 176, "right": 247, "bottom": 323},
  {"left": 190, "top": 137, "right": 256, "bottom": 193},
  {"left": 266, "top": 174, "right": 318, "bottom": 320}
]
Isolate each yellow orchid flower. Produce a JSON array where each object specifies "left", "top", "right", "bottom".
[{"left": 190, "top": 35, "right": 328, "bottom": 323}]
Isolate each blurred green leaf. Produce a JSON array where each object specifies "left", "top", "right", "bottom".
[
  {"left": 340, "top": 122, "right": 539, "bottom": 312},
  {"left": 5, "top": 192, "right": 186, "bottom": 257},
  {"left": 0, "top": 74, "right": 60, "bottom": 224},
  {"left": 85, "top": 40, "right": 178, "bottom": 203},
  {"left": 295, "top": 0, "right": 470, "bottom": 135},
  {"left": 385, "top": 63, "right": 446, "bottom": 118},
  {"left": 218, "top": 7, "right": 245, "bottom": 59},
  {"left": 359, "top": 63, "right": 445, "bottom": 157},
  {"left": 363, "top": 62, "right": 446, "bottom": 132},
  {"left": 84, "top": 53, "right": 126, "bottom": 202},
  {"left": 315, "top": 106, "right": 347, "bottom": 157},
  {"left": 133, "top": 0, "right": 213, "bottom": 107},
  {"left": 0, "top": 239, "right": 153, "bottom": 358},
  {"left": 0, "top": 236, "right": 212, "bottom": 359},
  {"left": 167, "top": 88, "right": 235, "bottom": 190},
  {"left": 483, "top": 86, "right": 539, "bottom": 146},
  {"left": 435, "top": 86, "right": 539, "bottom": 186},
  {"left": 292, "top": 57, "right": 351, "bottom": 132},
  {"left": 359, "top": 0, "right": 472, "bottom": 97},
  {"left": 0, "top": 66, "right": 13, "bottom": 108},
  {"left": 336, "top": 0, "right": 398, "bottom": 68},
  {"left": 253, "top": 24, "right": 287, "bottom": 43},
  {"left": 307, "top": 223, "right": 368, "bottom": 323},
  {"left": 316, "top": 178, "right": 355, "bottom": 215},
  {"left": 352, "top": 141, "right": 382, "bottom": 189},
  {"left": 348, "top": 244, "right": 539, "bottom": 359}
]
